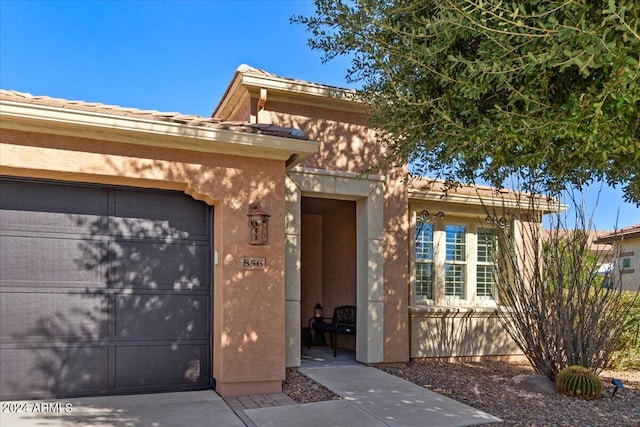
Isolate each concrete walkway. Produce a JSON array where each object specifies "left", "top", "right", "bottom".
[
  {"left": 0, "top": 390, "right": 244, "bottom": 427},
  {"left": 241, "top": 366, "right": 501, "bottom": 427},
  {"left": 1, "top": 349, "right": 502, "bottom": 427},
  {"left": 239, "top": 348, "right": 501, "bottom": 427}
]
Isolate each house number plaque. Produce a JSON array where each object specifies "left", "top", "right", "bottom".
[{"left": 241, "top": 257, "right": 266, "bottom": 270}]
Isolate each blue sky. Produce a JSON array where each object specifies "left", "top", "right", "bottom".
[{"left": 1, "top": 0, "right": 638, "bottom": 228}]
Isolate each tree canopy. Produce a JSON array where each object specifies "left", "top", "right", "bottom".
[{"left": 293, "top": 0, "right": 640, "bottom": 204}]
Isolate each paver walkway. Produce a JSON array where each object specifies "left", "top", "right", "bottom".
[{"left": 223, "top": 393, "right": 297, "bottom": 411}]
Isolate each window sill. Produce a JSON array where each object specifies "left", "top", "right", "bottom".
[{"left": 409, "top": 304, "right": 507, "bottom": 318}]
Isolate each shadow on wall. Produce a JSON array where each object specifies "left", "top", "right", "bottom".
[
  {"left": 412, "top": 310, "right": 520, "bottom": 358},
  {"left": 276, "top": 104, "right": 410, "bottom": 360},
  {"left": 268, "top": 103, "right": 379, "bottom": 174},
  {"left": 1, "top": 140, "right": 284, "bottom": 399},
  {"left": 95, "top": 150, "right": 286, "bottom": 379},
  {"left": 2, "top": 180, "right": 211, "bottom": 399}
]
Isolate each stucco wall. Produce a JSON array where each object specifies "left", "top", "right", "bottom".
[
  {"left": 619, "top": 239, "right": 640, "bottom": 291},
  {"left": 219, "top": 90, "right": 253, "bottom": 123},
  {"left": 256, "top": 99, "right": 376, "bottom": 174},
  {"left": 410, "top": 308, "right": 521, "bottom": 358},
  {"left": 301, "top": 214, "right": 323, "bottom": 321},
  {"left": 260, "top": 98, "right": 410, "bottom": 363},
  {"left": 0, "top": 128, "right": 288, "bottom": 396},
  {"left": 321, "top": 200, "right": 357, "bottom": 311},
  {"left": 322, "top": 200, "right": 357, "bottom": 352}
]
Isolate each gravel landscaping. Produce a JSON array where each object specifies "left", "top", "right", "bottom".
[
  {"left": 282, "top": 368, "right": 342, "bottom": 403},
  {"left": 283, "top": 361, "right": 640, "bottom": 426}
]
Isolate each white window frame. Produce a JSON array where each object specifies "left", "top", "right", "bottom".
[
  {"left": 414, "top": 222, "right": 434, "bottom": 300},
  {"left": 411, "top": 212, "right": 498, "bottom": 307},
  {"left": 476, "top": 227, "right": 498, "bottom": 301},
  {"left": 443, "top": 223, "right": 467, "bottom": 301}
]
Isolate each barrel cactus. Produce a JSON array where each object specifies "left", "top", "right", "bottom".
[{"left": 556, "top": 366, "right": 603, "bottom": 400}]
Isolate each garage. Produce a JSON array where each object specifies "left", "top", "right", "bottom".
[{"left": 0, "top": 178, "right": 213, "bottom": 399}]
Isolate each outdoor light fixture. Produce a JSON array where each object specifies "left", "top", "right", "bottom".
[
  {"left": 485, "top": 214, "right": 509, "bottom": 228},
  {"left": 416, "top": 209, "right": 444, "bottom": 235},
  {"left": 247, "top": 202, "right": 270, "bottom": 245},
  {"left": 416, "top": 209, "right": 444, "bottom": 224},
  {"left": 314, "top": 303, "right": 323, "bottom": 318},
  {"left": 612, "top": 378, "right": 624, "bottom": 397}
]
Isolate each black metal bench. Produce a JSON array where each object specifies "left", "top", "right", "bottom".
[{"left": 308, "top": 305, "right": 356, "bottom": 357}]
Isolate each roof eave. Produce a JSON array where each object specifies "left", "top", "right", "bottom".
[
  {"left": 594, "top": 230, "right": 640, "bottom": 244},
  {"left": 1, "top": 100, "right": 319, "bottom": 168},
  {"left": 408, "top": 187, "right": 566, "bottom": 213},
  {"left": 212, "top": 66, "right": 364, "bottom": 118},
  {"left": 212, "top": 68, "right": 245, "bottom": 118},
  {"left": 239, "top": 72, "right": 359, "bottom": 102}
]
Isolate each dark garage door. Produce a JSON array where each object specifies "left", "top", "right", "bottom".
[{"left": 0, "top": 178, "right": 212, "bottom": 399}]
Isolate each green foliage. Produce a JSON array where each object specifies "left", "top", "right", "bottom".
[
  {"left": 610, "top": 291, "right": 640, "bottom": 370},
  {"left": 556, "top": 365, "right": 603, "bottom": 399},
  {"left": 294, "top": 0, "right": 640, "bottom": 204},
  {"left": 542, "top": 230, "right": 601, "bottom": 292}
]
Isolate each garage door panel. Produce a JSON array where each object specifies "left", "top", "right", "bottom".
[
  {"left": 0, "top": 235, "right": 106, "bottom": 286},
  {"left": 0, "top": 178, "right": 212, "bottom": 399},
  {"left": 0, "top": 346, "right": 109, "bottom": 399},
  {"left": 0, "top": 212, "right": 106, "bottom": 236},
  {"left": 0, "top": 292, "right": 108, "bottom": 342},
  {"left": 113, "top": 189, "right": 209, "bottom": 238},
  {"left": 109, "top": 240, "right": 209, "bottom": 290},
  {"left": 115, "top": 294, "right": 208, "bottom": 340},
  {"left": 106, "top": 217, "right": 203, "bottom": 242},
  {"left": 115, "top": 344, "right": 209, "bottom": 389},
  {"left": 0, "top": 180, "right": 106, "bottom": 234}
]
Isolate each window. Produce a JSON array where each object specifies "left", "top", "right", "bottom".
[
  {"left": 415, "top": 223, "right": 434, "bottom": 300},
  {"left": 476, "top": 228, "right": 498, "bottom": 300},
  {"left": 413, "top": 213, "right": 499, "bottom": 305},
  {"left": 622, "top": 257, "right": 631, "bottom": 269},
  {"left": 445, "top": 225, "right": 466, "bottom": 299}
]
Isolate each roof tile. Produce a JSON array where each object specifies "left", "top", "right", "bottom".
[{"left": 0, "top": 89, "right": 308, "bottom": 140}]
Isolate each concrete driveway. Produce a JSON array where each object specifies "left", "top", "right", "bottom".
[{"left": 0, "top": 390, "right": 244, "bottom": 427}]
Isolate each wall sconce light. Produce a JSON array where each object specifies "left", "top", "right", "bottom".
[
  {"left": 314, "top": 303, "right": 324, "bottom": 318},
  {"left": 485, "top": 214, "right": 509, "bottom": 229},
  {"left": 417, "top": 209, "right": 444, "bottom": 225},
  {"left": 416, "top": 209, "right": 444, "bottom": 235},
  {"left": 247, "top": 202, "right": 270, "bottom": 245}
]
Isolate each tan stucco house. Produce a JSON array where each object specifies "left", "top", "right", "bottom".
[
  {"left": 595, "top": 224, "right": 640, "bottom": 291},
  {"left": 1, "top": 65, "right": 545, "bottom": 400}
]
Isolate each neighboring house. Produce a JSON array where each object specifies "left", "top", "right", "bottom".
[
  {"left": 590, "top": 230, "right": 615, "bottom": 271},
  {"left": 594, "top": 224, "right": 640, "bottom": 291},
  {"left": 541, "top": 229, "right": 614, "bottom": 272},
  {"left": 0, "top": 65, "right": 550, "bottom": 400}
]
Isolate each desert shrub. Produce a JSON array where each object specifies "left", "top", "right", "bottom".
[{"left": 487, "top": 190, "right": 632, "bottom": 381}]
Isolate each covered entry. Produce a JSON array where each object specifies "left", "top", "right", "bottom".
[
  {"left": 285, "top": 168, "right": 386, "bottom": 366},
  {"left": 0, "top": 178, "right": 212, "bottom": 399},
  {"left": 301, "top": 197, "right": 356, "bottom": 354}
]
